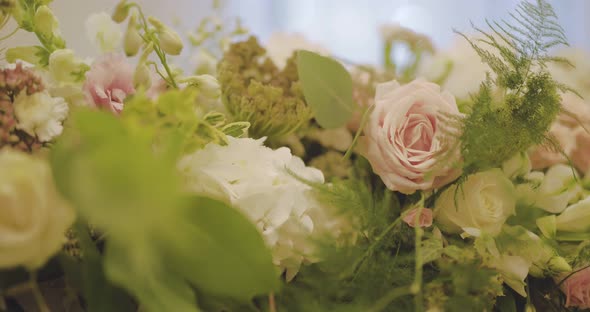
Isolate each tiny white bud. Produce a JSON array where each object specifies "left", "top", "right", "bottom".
[
  {"left": 34, "top": 5, "right": 60, "bottom": 39},
  {"left": 148, "top": 16, "right": 183, "bottom": 55},
  {"left": 112, "top": 0, "right": 130, "bottom": 23},
  {"left": 124, "top": 14, "right": 143, "bottom": 56}
]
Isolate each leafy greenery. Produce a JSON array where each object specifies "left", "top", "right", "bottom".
[
  {"left": 50, "top": 109, "right": 278, "bottom": 312},
  {"left": 454, "top": 0, "right": 569, "bottom": 174},
  {"left": 297, "top": 50, "right": 355, "bottom": 129},
  {"left": 121, "top": 88, "right": 248, "bottom": 160}
]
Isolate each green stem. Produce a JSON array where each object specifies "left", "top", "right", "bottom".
[
  {"left": 344, "top": 211, "right": 408, "bottom": 279},
  {"left": 29, "top": 271, "right": 50, "bottom": 312},
  {"left": 343, "top": 104, "right": 374, "bottom": 160},
  {"left": 368, "top": 286, "right": 413, "bottom": 312},
  {"left": 130, "top": 2, "right": 178, "bottom": 88},
  {"left": 412, "top": 206, "right": 424, "bottom": 312}
]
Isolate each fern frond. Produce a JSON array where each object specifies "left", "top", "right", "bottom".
[{"left": 447, "top": 0, "right": 570, "bottom": 174}]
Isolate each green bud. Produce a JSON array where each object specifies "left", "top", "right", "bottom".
[
  {"left": 34, "top": 5, "right": 59, "bottom": 39},
  {"left": 148, "top": 16, "right": 183, "bottom": 55},
  {"left": 548, "top": 256, "right": 572, "bottom": 273},
  {"left": 5, "top": 46, "right": 44, "bottom": 65},
  {"left": 124, "top": 14, "right": 143, "bottom": 56},
  {"left": 112, "top": 0, "right": 130, "bottom": 23}
]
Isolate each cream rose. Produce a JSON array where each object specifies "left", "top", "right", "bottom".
[
  {"left": 434, "top": 169, "right": 515, "bottom": 236},
  {"left": 361, "top": 78, "right": 461, "bottom": 194},
  {"left": 0, "top": 149, "right": 75, "bottom": 269}
]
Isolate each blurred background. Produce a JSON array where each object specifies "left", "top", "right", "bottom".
[{"left": 4, "top": 0, "right": 590, "bottom": 64}]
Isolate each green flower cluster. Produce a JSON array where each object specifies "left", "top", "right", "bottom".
[{"left": 217, "top": 36, "right": 312, "bottom": 140}]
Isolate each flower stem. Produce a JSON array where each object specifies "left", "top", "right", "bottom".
[
  {"left": 412, "top": 206, "right": 424, "bottom": 312},
  {"left": 368, "top": 285, "right": 413, "bottom": 312},
  {"left": 268, "top": 292, "right": 276, "bottom": 312},
  {"left": 129, "top": 2, "right": 178, "bottom": 88},
  {"left": 29, "top": 271, "right": 50, "bottom": 312}
]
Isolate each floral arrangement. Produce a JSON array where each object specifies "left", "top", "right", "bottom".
[{"left": 0, "top": 0, "right": 589, "bottom": 311}]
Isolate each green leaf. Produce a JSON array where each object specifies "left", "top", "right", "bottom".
[
  {"left": 167, "top": 196, "right": 279, "bottom": 300},
  {"left": 297, "top": 50, "right": 354, "bottom": 129},
  {"left": 73, "top": 222, "right": 136, "bottom": 312},
  {"left": 51, "top": 109, "right": 278, "bottom": 312}
]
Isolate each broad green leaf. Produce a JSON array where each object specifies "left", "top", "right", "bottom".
[
  {"left": 51, "top": 109, "right": 278, "bottom": 312},
  {"left": 297, "top": 50, "right": 354, "bottom": 129},
  {"left": 166, "top": 196, "right": 279, "bottom": 300},
  {"left": 72, "top": 222, "right": 135, "bottom": 312}
]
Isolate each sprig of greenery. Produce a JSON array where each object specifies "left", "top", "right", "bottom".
[
  {"left": 114, "top": 1, "right": 182, "bottom": 88},
  {"left": 452, "top": 0, "right": 570, "bottom": 174}
]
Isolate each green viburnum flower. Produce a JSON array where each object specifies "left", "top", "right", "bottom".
[{"left": 217, "top": 36, "right": 312, "bottom": 140}]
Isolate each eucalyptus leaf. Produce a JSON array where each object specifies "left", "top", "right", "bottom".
[{"left": 297, "top": 50, "right": 355, "bottom": 129}]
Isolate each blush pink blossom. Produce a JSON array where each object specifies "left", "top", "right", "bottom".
[
  {"left": 360, "top": 78, "right": 461, "bottom": 194},
  {"left": 83, "top": 53, "right": 135, "bottom": 114},
  {"left": 557, "top": 266, "right": 590, "bottom": 309},
  {"left": 403, "top": 207, "right": 433, "bottom": 228},
  {"left": 530, "top": 93, "right": 590, "bottom": 173}
]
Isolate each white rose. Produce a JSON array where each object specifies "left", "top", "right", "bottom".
[
  {"left": 0, "top": 149, "right": 75, "bottom": 269},
  {"left": 14, "top": 90, "right": 69, "bottom": 142},
  {"left": 178, "top": 137, "right": 332, "bottom": 280},
  {"left": 85, "top": 12, "right": 123, "bottom": 52},
  {"left": 434, "top": 169, "right": 516, "bottom": 236},
  {"left": 556, "top": 196, "right": 590, "bottom": 233}
]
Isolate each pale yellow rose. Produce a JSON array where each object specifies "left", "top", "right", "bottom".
[
  {"left": 434, "top": 169, "right": 515, "bottom": 236},
  {"left": 0, "top": 149, "right": 75, "bottom": 269}
]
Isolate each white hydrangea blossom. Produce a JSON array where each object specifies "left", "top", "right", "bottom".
[
  {"left": 178, "top": 137, "right": 329, "bottom": 280},
  {"left": 85, "top": 12, "right": 123, "bottom": 53},
  {"left": 14, "top": 90, "right": 69, "bottom": 142}
]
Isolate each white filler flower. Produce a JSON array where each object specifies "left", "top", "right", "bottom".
[
  {"left": 14, "top": 90, "right": 69, "bottom": 142},
  {"left": 85, "top": 12, "right": 123, "bottom": 52},
  {"left": 178, "top": 137, "right": 327, "bottom": 280}
]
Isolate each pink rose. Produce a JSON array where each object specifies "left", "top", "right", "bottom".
[
  {"left": 83, "top": 53, "right": 135, "bottom": 114},
  {"left": 403, "top": 207, "right": 433, "bottom": 228},
  {"left": 557, "top": 266, "right": 590, "bottom": 309},
  {"left": 530, "top": 93, "right": 590, "bottom": 173},
  {"left": 361, "top": 78, "right": 461, "bottom": 194}
]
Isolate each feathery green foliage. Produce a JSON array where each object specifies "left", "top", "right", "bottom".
[{"left": 455, "top": 0, "right": 569, "bottom": 174}]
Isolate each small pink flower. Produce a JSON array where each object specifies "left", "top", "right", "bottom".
[
  {"left": 403, "top": 207, "right": 433, "bottom": 228},
  {"left": 557, "top": 266, "right": 590, "bottom": 309},
  {"left": 360, "top": 78, "right": 461, "bottom": 194},
  {"left": 83, "top": 54, "right": 135, "bottom": 114}
]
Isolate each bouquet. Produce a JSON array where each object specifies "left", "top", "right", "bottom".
[{"left": 0, "top": 0, "right": 589, "bottom": 311}]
